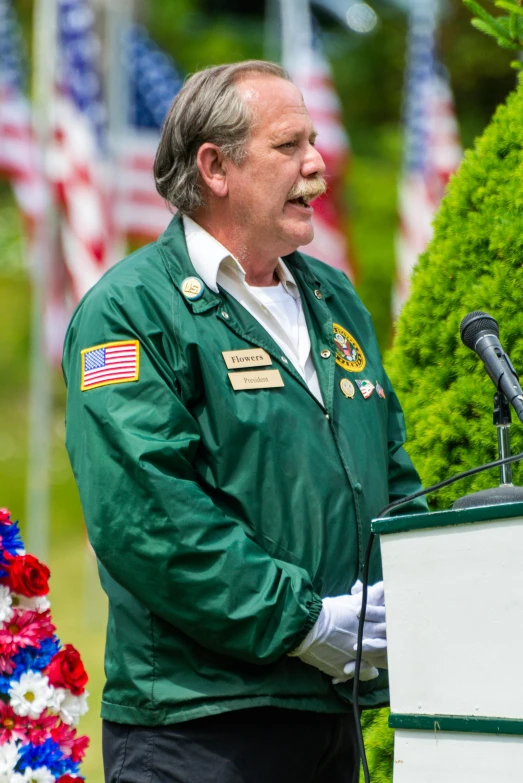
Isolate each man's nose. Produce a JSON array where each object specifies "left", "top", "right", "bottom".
[{"left": 302, "top": 144, "right": 326, "bottom": 178}]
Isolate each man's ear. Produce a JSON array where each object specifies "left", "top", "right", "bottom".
[{"left": 196, "top": 143, "right": 229, "bottom": 199}]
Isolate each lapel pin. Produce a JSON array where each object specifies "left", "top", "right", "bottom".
[
  {"left": 181, "top": 277, "right": 204, "bottom": 301},
  {"left": 356, "top": 379, "right": 375, "bottom": 399},
  {"left": 340, "top": 378, "right": 355, "bottom": 399}
]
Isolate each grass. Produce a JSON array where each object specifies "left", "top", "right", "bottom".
[
  {"left": 0, "top": 266, "right": 106, "bottom": 782},
  {"left": 48, "top": 531, "right": 107, "bottom": 783}
]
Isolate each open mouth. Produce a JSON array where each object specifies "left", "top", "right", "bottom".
[{"left": 287, "top": 196, "right": 312, "bottom": 208}]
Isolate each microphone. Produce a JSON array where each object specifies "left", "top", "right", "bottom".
[{"left": 460, "top": 311, "right": 523, "bottom": 424}]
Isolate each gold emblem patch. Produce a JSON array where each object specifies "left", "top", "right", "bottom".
[
  {"left": 333, "top": 324, "right": 366, "bottom": 372},
  {"left": 340, "top": 378, "right": 355, "bottom": 399}
]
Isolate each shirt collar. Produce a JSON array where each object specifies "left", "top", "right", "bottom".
[{"left": 182, "top": 215, "right": 300, "bottom": 299}]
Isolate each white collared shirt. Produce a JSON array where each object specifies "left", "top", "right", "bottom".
[{"left": 182, "top": 215, "right": 324, "bottom": 405}]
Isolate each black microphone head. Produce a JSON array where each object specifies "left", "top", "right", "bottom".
[{"left": 460, "top": 311, "right": 499, "bottom": 349}]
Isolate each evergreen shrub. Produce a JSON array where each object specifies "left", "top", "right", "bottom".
[
  {"left": 363, "top": 11, "right": 523, "bottom": 778},
  {"left": 387, "top": 73, "right": 523, "bottom": 510}
]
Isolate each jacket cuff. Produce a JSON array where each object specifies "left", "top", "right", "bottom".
[{"left": 289, "top": 593, "right": 323, "bottom": 652}]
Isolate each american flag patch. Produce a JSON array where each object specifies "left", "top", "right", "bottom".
[{"left": 81, "top": 340, "right": 140, "bottom": 391}]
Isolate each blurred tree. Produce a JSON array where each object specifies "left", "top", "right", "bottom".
[
  {"left": 387, "top": 20, "right": 523, "bottom": 510},
  {"left": 441, "top": 0, "right": 515, "bottom": 145},
  {"left": 361, "top": 10, "right": 523, "bottom": 780},
  {"left": 200, "top": 0, "right": 265, "bottom": 13}
]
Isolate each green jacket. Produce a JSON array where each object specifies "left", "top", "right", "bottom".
[{"left": 62, "top": 215, "right": 427, "bottom": 725}]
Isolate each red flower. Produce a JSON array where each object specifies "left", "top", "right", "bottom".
[
  {"left": 26, "top": 710, "right": 58, "bottom": 745},
  {"left": 0, "top": 609, "right": 55, "bottom": 656},
  {"left": 71, "top": 733, "right": 89, "bottom": 762},
  {"left": 52, "top": 721, "right": 76, "bottom": 753},
  {"left": 0, "top": 654, "right": 16, "bottom": 674},
  {"left": 3, "top": 553, "right": 50, "bottom": 597},
  {"left": 0, "top": 509, "right": 11, "bottom": 526},
  {"left": 0, "top": 701, "right": 27, "bottom": 743},
  {"left": 56, "top": 777, "right": 82, "bottom": 783},
  {"left": 46, "top": 644, "right": 88, "bottom": 696}
]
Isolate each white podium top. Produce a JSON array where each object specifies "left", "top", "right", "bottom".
[{"left": 372, "top": 501, "right": 523, "bottom": 727}]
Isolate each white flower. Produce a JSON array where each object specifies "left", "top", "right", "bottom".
[
  {"left": 46, "top": 683, "right": 67, "bottom": 714},
  {"left": 10, "top": 594, "right": 50, "bottom": 614},
  {"left": 10, "top": 768, "right": 54, "bottom": 783},
  {"left": 9, "top": 672, "right": 54, "bottom": 719},
  {"left": 0, "top": 586, "right": 13, "bottom": 623},
  {"left": 0, "top": 740, "right": 19, "bottom": 781},
  {"left": 56, "top": 688, "right": 89, "bottom": 726}
]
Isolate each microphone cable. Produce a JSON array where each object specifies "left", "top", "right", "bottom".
[{"left": 353, "top": 447, "right": 523, "bottom": 783}]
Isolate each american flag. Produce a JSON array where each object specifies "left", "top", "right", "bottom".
[
  {"left": 283, "top": 22, "right": 354, "bottom": 279},
  {"left": 0, "top": 0, "right": 67, "bottom": 362},
  {"left": 81, "top": 340, "right": 139, "bottom": 391},
  {"left": 393, "top": 0, "right": 461, "bottom": 316},
  {"left": 48, "top": 0, "right": 113, "bottom": 301},
  {"left": 115, "top": 25, "right": 183, "bottom": 240},
  {"left": 0, "top": 0, "right": 47, "bottom": 224}
]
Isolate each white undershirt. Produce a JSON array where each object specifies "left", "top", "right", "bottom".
[{"left": 182, "top": 215, "right": 324, "bottom": 405}]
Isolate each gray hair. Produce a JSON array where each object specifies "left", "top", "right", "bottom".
[{"left": 154, "top": 60, "right": 291, "bottom": 215}]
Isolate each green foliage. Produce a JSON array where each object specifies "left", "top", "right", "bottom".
[
  {"left": 0, "top": 187, "right": 26, "bottom": 279},
  {"left": 360, "top": 709, "right": 394, "bottom": 783},
  {"left": 464, "top": 0, "right": 523, "bottom": 67},
  {"left": 350, "top": 126, "right": 403, "bottom": 350},
  {"left": 386, "top": 74, "right": 523, "bottom": 510},
  {"left": 366, "top": 75, "right": 523, "bottom": 782}
]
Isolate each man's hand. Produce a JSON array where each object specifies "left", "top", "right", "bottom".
[
  {"left": 288, "top": 588, "right": 385, "bottom": 682},
  {"left": 351, "top": 580, "right": 388, "bottom": 671}
]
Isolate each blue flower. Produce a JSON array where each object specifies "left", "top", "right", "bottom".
[
  {"left": 17, "top": 738, "right": 80, "bottom": 777},
  {"left": 0, "top": 637, "right": 61, "bottom": 693},
  {"left": 0, "top": 671, "right": 14, "bottom": 694},
  {"left": 0, "top": 523, "right": 25, "bottom": 576},
  {"left": 12, "top": 636, "right": 61, "bottom": 671}
]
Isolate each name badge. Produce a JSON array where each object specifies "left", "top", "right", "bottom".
[
  {"left": 222, "top": 348, "right": 272, "bottom": 369},
  {"left": 228, "top": 370, "right": 284, "bottom": 391}
]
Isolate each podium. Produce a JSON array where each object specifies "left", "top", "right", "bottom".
[{"left": 372, "top": 501, "right": 523, "bottom": 782}]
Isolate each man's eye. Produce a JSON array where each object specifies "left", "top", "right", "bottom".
[{"left": 279, "top": 142, "right": 296, "bottom": 149}]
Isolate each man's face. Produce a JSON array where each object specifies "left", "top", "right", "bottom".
[{"left": 224, "top": 76, "right": 326, "bottom": 260}]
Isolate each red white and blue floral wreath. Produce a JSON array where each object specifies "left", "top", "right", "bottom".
[{"left": 0, "top": 508, "right": 89, "bottom": 783}]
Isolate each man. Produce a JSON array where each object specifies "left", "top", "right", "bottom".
[{"left": 63, "top": 60, "right": 427, "bottom": 782}]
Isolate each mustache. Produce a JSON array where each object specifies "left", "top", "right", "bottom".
[{"left": 287, "top": 177, "right": 327, "bottom": 202}]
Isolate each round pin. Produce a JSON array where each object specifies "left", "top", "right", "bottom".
[
  {"left": 181, "top": 277, "right": 204, "bottom": 301},
  {"left": 320, "top": 349, "right": 331, "bottom": 359},
  {"left": 340, "top": 378, "right": 355, "bottom": 399},
  {"left": 314, "top": 289, "right": 323, "bottom": 299}
]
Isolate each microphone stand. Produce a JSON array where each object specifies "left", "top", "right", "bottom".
[
  {"left": 453, "top": 392, "right": 523, "bottom": 509},
  {"left": 495, "top": 392, "right": 514, "bottom": 484}
]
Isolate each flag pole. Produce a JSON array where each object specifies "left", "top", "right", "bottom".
[
  {"left": 279, "top": 0, "right": 313, "bottom": 79},
  {"left": 80, "top": 0, "right": 134, "bottom": 628},
  {"left": 26, "top": 0, "right": 58, "bottom": 560},
  {"left": 104, "top": 0, "right": 133, "bottom": 266}
]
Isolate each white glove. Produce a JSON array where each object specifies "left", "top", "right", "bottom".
[
  {"left": 288, "top": 592, "right": 382, "bottom": 682},
  {"left": 332, "top": 658, "right": 379, "bottom": 685},
  {"left": 351, "top": 580, "right": 388, "bottom": 670}
]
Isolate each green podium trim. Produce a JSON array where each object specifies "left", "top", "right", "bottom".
[
  {"left": 371, "top": 501, "right": 523, "bottom": 536},
  {"left": 389, "top": 713, "right": 523, "bottom": 736}
]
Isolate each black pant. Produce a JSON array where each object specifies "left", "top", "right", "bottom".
[{"left": 103, "top": 707, "right": 360, "bottom": 783}]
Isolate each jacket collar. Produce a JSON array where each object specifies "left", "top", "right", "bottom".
[
  {"left": 182, "top": 215, "right": 301, "bottom": 300},
  {"left": 157, "top": 213, "right": 220, "bottom": 313},
  {"left": 157, "top": 213, "right": 333, "bottom": 313}
]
